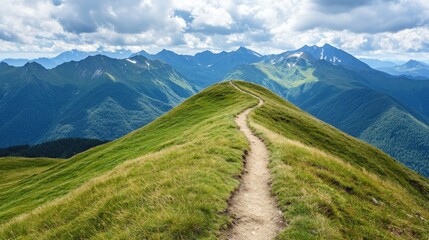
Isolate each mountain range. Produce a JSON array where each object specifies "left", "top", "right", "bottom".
[
  {"left": 378, "top": 60, "right": 429, "bottom": 79},
  {"left": 359, "top": 58, "right": 399, "bottom": 69},
  {"left": 0, "top": 55, "right": 195, "bottom": 147},
  {"left": 1, "top": 49, "right": 132, "bottom": 69},
  {"left": 1, "top": 44, "right": 429, "bottom": 177},
  {"left": 132, "top": 46, "right": 263, "bottom": 89}
]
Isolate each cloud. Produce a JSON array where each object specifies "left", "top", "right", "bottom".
[
  {"left": 294, "top": 0, "right": 429, "bottom": 33},
  {"left": 53, "top": 0, "right": 185, "bottom": 34},
  {"left": 311, "top": 0, "right": 377, "bottom": 13},
  {"left": 0, "top": 0, "right": 428, "bottom": 60},
  {"left": 0, "top": 26, "right": 22, "bottom": 42}
]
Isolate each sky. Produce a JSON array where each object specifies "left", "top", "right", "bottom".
[{"left": 1, "top": 0, "right": 429, "bottom": 61}]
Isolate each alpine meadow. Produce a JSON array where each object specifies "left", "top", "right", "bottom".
[{"left": 1, "top": 0, "right": 429, "bottom": 239}]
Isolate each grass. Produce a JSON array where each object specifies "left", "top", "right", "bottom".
[
  {"left": 226, "top": 63, "right": 317, "bottom": 90},
  {"left": 254, "top": 63, "right": 318, "bottom": 88},
  {"left": 0, "top": 81, "right": 428, "bottom": 239},
  {"left": 0, "top": 82, "right": 257, "bottom": 239},
  {"left": 0, "top": 157, "right": 62, "bottom": 190},
  {"left": 235, "top": 81, "right": 429, "bottom": 239}
]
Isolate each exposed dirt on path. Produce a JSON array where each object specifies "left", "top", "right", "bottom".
[{"left": 225, "top": 82, "right": 283, "bottom": 240}]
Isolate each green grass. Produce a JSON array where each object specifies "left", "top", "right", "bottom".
[
  {"left": 235, "top": 81, "right": 429, "bottom": 239},
  {"left": 1, "top": 81, "right": 428, "bottom": 239},
  {"left": 226, "top": 63, "right": 317, "bottom": 89},
  {"left": 254, "top": 63, "right": 317, "bottom": 88},
  {"left": 0, "top": 82, "right": 257, "bottom": 239},
  {"left": 0, "top": 157, "right": 62, "bottom": 189}
]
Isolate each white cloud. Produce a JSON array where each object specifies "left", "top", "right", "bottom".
[
  {"left": 293, "top": 0, "right": 428, "bottom": 33},
  {"left": 0, "top": 0, "right": 428, "bottom": 60},
  {"left": 190, "top": 6, "right": 234, "bottom": 29}
]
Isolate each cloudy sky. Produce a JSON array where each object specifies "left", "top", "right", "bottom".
[{"left": 1, "top": 0, "right": 428, "bottom": 60}]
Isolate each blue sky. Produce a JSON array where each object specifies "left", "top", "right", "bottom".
[{"left": 1, "top": 0, "right": 428, "bottom": 61}]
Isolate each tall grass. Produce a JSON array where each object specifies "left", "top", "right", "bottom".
[{"left": 236, "top": 81, "right": 429, "bottom": 239}]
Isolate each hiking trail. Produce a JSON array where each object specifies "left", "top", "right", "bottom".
[{"left": 226, "top": 82, "right": 284, "bottom": 240}]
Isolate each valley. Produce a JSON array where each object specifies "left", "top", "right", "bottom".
[{"left": 0, "top": 82, "right": 428, "bottom": 239}]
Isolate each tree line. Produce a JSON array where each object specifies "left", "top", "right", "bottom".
[{"left": 0, "top": 138, "right": 108, "bottom": 159}]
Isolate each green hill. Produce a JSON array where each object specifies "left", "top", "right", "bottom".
[
  {"left": 0, "top": 81, "right": 428, "bottom": 239},
  {"left": 227, "top": 50, "right": 429, "bottom": 177}
]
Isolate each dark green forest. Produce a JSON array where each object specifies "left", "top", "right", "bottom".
[{"left": 0, "top": 138, "right": 107, "bottom": 159}]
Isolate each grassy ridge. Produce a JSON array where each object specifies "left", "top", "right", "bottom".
[
  {"left": 1, "top": 81, "right": 428, "bottom": 239},
  {"left": 236, "top": 81, "right": 429, "bottom": 239},
  {"left": 0, "top": 82, "right": 257, "bottom": 239}
]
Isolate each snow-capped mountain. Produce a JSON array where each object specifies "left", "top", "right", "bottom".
[{"left": 292, "top": 44, "right": 372, "bottom": 71}]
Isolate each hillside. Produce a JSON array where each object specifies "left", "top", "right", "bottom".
[
  {"left": 0, "top": 157, "right": 62, "bottom": 188},
  {"left": 0, "top": 81, "right": 428, "bottom": 239},
  {"left": 0, "top": 55, "right": 195, "bottom": 147},
  {"left": 227, "top": 45, "right": 429, "bottom": 177}
]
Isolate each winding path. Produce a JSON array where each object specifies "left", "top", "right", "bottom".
[{"left": 226, "top": 82, "right": 283, "bottom": 240}]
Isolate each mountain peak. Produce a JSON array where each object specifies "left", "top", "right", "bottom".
[
  {"left": 237, "top": 46, "right": 249, "bottom": 51},
  {"left": 85, "top": 54, "right": 108, "bottom": 60},
  {"left": 234, "top": 46, "right": 262, "bottom": 57},
  {"left": 54, "top": 49, "right": 88, "bottom": 61},
  {"left": 294, "top": 44, "right": 371, "bottom": 70},
  {"left": 157, "top": 49, "right": 180, "bottom": 58},
  {"left": 23, "top": 61, "right": 46, "bottom": 70},
  {"left": 264, "top": 50, "right": 315, "bottom": 66},
  {"left": 129, "top": 54, "right": 148, "bottom": 61},
  {"left": 159, "top": 49, "right": 174, "bottom": 54},
  {"left": 322, "top": 43, "right": 334, "bottom": 48},
  {"left": 77, "top": 54, "right": 114, "bottom": 66},
  {"left": 130, "top": 49, "right": 153, "bottom": 58},
  {"left": 195, "top": 50, "right": 214, "bottom": 55},
  {"left": 403, "top": 59, "right": 427, "bottom": 68},
  {"left": 135, "top": 49, "right": 150, "bottom": 55}
]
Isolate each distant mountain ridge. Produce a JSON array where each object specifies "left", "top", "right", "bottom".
[
  {"left": 1, "top": 49, "right": 132, "bottom": 69},
  {"left": 0, "top": 55, "right": 195, "bottom": 147},
  {"left": 132, "top": 46, "right": 263, "bottom": 88},
  {"left": 359, "top": 58, "right": 399, "bottom": 69},
  {"left": 379, "top": 59, "right": 429, "bottom": 78}
]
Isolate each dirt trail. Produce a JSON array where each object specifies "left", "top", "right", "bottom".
[{"left": 226, "top": 82, "right": 283, "bottom": 240}]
